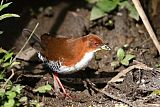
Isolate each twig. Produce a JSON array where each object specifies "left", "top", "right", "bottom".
[
  {"left": 12, "top": 23, "right": 39, "bottom": 62},
  {"left": 132, "top": 0, "right": 160, "bottom": 54},
  {"left": 144, "top": 103, "right": 160, "bottom": 107},
  {"left": 108, "top": 60, "right": 153, "bottom": 83},
  {"left": 98, "top": 88, "right": 133, "bottom": 107},
  {"left": 85, "top": 79, "right": 133, "bottom": 107},
  {"left": 2, "top": 69, "right": 14, "bottom": 89}
]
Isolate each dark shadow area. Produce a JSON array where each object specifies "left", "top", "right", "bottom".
[
  {"left": 59, "top": 68, "right": 118, "bottom": 91},
  {"left": 0, "top": 0, "right": 56, "bottom": 49},
  {"left": 0, "top": 0, "right": 88, "bottom": 50}
]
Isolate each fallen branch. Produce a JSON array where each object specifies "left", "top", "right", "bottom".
[
  {"left": 98, "top": 87, "right": 133, "bottom": 107},
  {"left": 108, "top": 60, "right": 153, "bottom": 83},
  {"left": 85, "top": 79, "right": 133, "bottom": 107}
]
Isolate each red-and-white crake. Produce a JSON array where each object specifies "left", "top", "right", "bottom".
[{"left": 23, "top": 30, "right": 110, "bottom": 97}]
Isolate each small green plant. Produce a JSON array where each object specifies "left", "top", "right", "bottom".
[
  {"left": 0, "top": 1, "right": 41, "bottom": 107},
  {"left": 86, "top": 0, "right": 139, "bottom": 21},
  {"left": 0, "top": 84, "right": 25, "bottom": 107},
  {"left": 111, "top": 47, "right": 135, "bottom": 68},
  {"left": 0, "top": 48, "right": 26, "bottom": 107},
  {"left": 0, "top": 1, "right": 23, "bottom": 106},
  {"left": 151, "top": 90, "right": 160, "bottom": 95},
  {"left": 0, "top": 0, "right": 20, "bottom": 34},
  {"left": 0, "top": 1, "right": 20, "bottom": 21},
  {"left": 31, "top": 84, "right": 52, "bottom": 107},
  {"left": 30, "top": 100, "right": 43, "bottom": 107},
  {"left": 0, "top": 32, "right": 41, "bottom": 107},
  {"left": 0, "top": 48, "right": 20, "bottom": 81},
  {"left": 0, "top": 48, "right": 20, "bottom": 70},
  {"left": 33, "top": 84, "right": 52, "bottom": 93}
]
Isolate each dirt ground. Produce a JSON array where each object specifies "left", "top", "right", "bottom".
[{"left": 1, "top": 0, "right": 160, "bottom": 107}]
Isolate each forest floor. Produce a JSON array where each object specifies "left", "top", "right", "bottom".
[{"left": 1, "top": 0, "right": 160, "bottom": 107}]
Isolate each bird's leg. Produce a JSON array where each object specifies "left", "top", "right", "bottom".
[
  {"left": 53, "top": 73, "right": 60, "bottom": 94},
  {"left": 46, "top": 73, "right": 57, "bottom": 93},
  {"left": 53, "top": 72, "right": 71, "bottom": 98}
]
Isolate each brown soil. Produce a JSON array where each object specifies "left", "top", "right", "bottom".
[{"left": 1, "top": 0, "right": 160, "bottom": 107}]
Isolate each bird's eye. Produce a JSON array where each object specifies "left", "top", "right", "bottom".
[{"left": 94, "top": 42, "right": 99, "bottom": 46}]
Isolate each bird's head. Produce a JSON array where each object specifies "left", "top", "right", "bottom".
[{"left": 85, "top": 34, "right": 111, "bottom": 52}]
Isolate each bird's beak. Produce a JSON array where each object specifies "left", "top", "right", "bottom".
[{"left": 100, "top": 44, "right": 111, "bottom": 51}]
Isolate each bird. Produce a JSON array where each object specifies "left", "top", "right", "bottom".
[{"left": 23, "top": 30, "right": 110, "bottom": 97}]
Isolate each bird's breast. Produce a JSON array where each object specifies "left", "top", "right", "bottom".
[{"left": 57, "top": 51, "right": 95, "bottom": 74}]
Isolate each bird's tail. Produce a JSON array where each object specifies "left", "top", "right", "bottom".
[{"left": 22, "top": 29, "right": 42, "bottom": 51}]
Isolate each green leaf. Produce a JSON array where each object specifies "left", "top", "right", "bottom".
[
  {"left": 0, "top": 2, "right": 12, "bottom": 11},
  {"left": 36, "top": 103, "right": 41, "bottom": 107},
  {"left": 4, "top": 99, "right": 15, "bottom": 107},
  {"left": 120, "top": 54, "right": 135, "bottom": 66},
  {"left": 16, "top": 102, "right": 20, "bottom": 106},
  {"left": 9, "top": 56, "right": 13, "bottom": 63},
  {"left": 151, "top": 90, "right": 160, "bottom": 95},
  {"left": 111, "top": 61, "right": 120, "bottom": 68},
  {"left": 2, "top": 62, "right": 11, "bottom": 68},
  {"left": 120, "top": 58, "right": 129, "bottom": 66},
  {"left": 117, "top": 48, "right": 125, "bottom": 61},
  {"left": 4, "top": 80, "right": 13, "bottom": 90},
  {"left": 155, "top": 64, "right": 160, "bottom": 68},
  {"left": 0, "top": 48, "right": 7, "bottom": 53},
  {"left": 119, "top": 1, "right": 139, "bottom": 21},
  {"left": 11, "top": 84, "right": 24, "bottom": 94},
  {"left": 10, "top": 61, "right": 20, "bottom": 67},
  {"left": 6, "top": 91, "right": 16, "bottom": 99},
  {"left": 30, "top": 100, "right": 41, "bottom": 107},
  {"left": 90, "top": 6, "right": 106, "bottom": 20},
  {"left": 0, "top": 59, "right": 3, "bottom": 63},
  {"left": 125, "top": 54, "right": 135, "bottom": 61},
  {"left": 85, "top": 0, "right": 99, "bottom": 4},
  {"left": 0, "top": 88, "right": 5, "bottom": 97},
  {"left": 0, "top": 13, "right": 20, "bottom": 21},
  {"left": 19, "top": 96, "right": 27, "bottom": 102},
  {"left": 96, "top": 0, "right": 119, "bottom": 12},
  {"left": 33, "top": 84, "right": 52, "bottom": 93},
  {"left": 128, "top": 7, "right": 139, "bottom": 21},
  {"left": 0, "top": 73, "right": 4, "bottom": 79},
  {"left": 4, "top": 52, "right": 13, "bottom": 62}
]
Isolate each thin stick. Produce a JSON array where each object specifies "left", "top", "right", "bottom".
[
  {"left": 132, "top": 0, "right": 160, "bottom": 54},
  {"left": 2, "top": 69, "right": 14, "bottom": 89},
  {"left": 98, "top": 88, "right": 133, "bottom": 106},
  {"left": 12, "top": 23, "right": 39, "bottom": 62}
]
